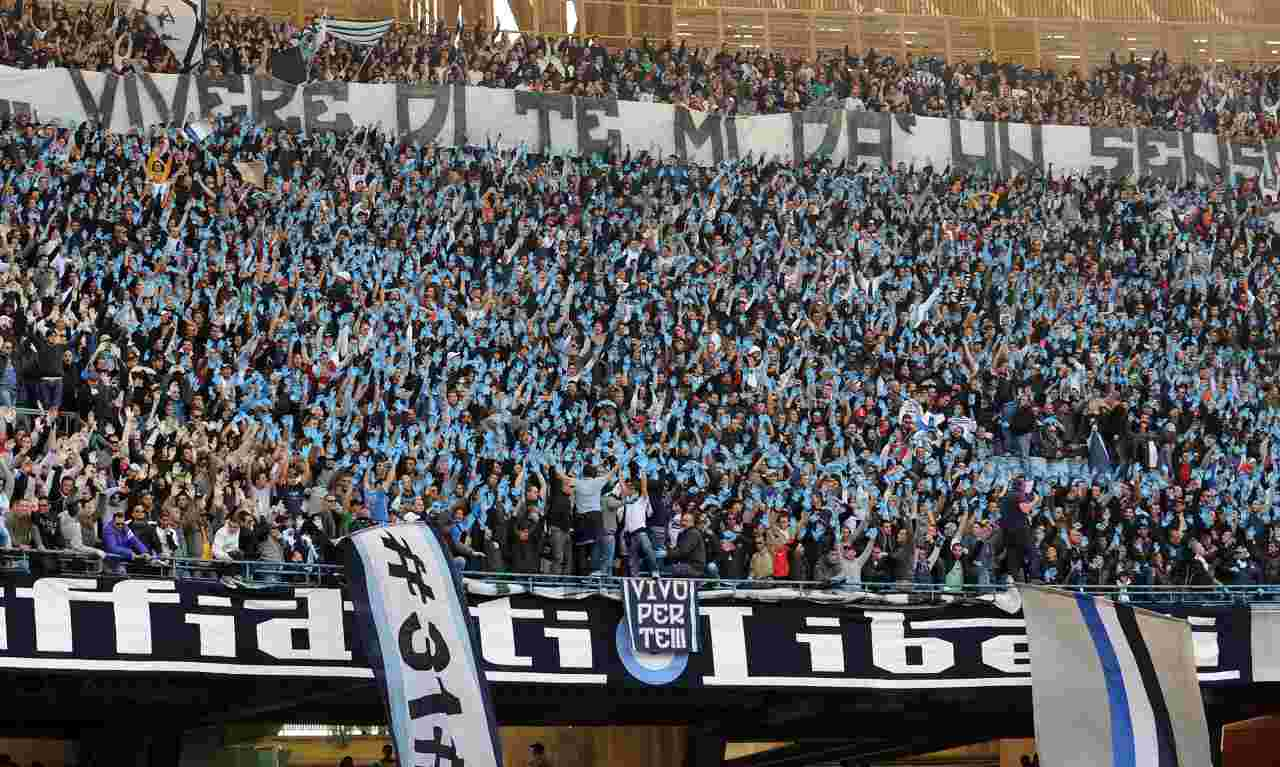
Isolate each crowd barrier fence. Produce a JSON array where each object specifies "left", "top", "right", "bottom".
[{"left": 1, "top": 549, "right": 1276, "bottom": 605}]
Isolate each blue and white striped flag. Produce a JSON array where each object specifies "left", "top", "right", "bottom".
[
  {"left": 1021, "top": 586, "right": 1211, "bottom": 767},
  {"left": 322, "top": 17, "right": 394, "bottom": 46}
]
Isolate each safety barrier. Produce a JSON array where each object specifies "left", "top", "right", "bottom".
[
  {"left": 9, "top": 407, "right": 81, "bottom": 435},
  {"left": 1, "top": 549, "right": 1275, "bottom": 604},
  {"left": 0, "top": 549, "right": 344, "bottom": 585},
  {"left": 463, "top": 570, "right": 1280, "bottom": 605}
]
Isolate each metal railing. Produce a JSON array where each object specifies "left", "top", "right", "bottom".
[
  {"left": 2, "top": 549, "right": 1274, "bottom": 604},
  {"left": 0, "top": 549, "right": 344, "bottom": 585},
  {"left": 10, "top": 406, "right": 82, "bottom": 436},
  {"left": 463, "top": 570, "right": 1279, "bottom": 605}
]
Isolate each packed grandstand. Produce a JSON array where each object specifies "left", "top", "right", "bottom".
[
  {"left": 2, "top": 0, "right": 1279, "bottom": 136},
  {"left": 0, "top": 0, "right": 1276, "bottom": 592}
]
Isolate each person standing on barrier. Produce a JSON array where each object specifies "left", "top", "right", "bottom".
[
  {"left": 621, "top": 473, "right": 658, "bottom": 577},
  {"left": 559, "top": 461, "right": 618, "bottom": 576},
  {"left": 645, "top": 473, "right": 671, "bottom": 568},
  {"left": 969, "top": 519, "right": 999, "bottom": 587},
  {"left": 600, "top": 482, "right": 622, "bottom": 576},
  {"left": 32, "top": 325, "right": 66, "bottom": 411},
  {"left": 541, "top": 472, "right": 573, "bottom": 575},
  {"left": 1000, "top": 484, "right": 1035, "bottom": 584}
]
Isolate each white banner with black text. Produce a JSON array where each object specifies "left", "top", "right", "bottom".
[
  {"left": 0, "top": 68, "right": 1278, "bottom": 180},
  {"left": 344, "top": 525, "right": 501, "bottom": 767}
]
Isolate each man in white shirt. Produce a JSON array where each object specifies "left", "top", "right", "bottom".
[
  {"left": 155, "top": 510, "right": 188, "bottom": 559},
  {"left": 213, "top": 516, "right": 242, "bottom": 561},
  {"left": 621, "top": 474, "right": 658, "bottom": 577}
]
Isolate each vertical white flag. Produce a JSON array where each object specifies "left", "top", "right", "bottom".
[
  {"left": 1020, "top": 585, "right": 1211, "bottom": 767},
  {"left": 345, "top": 525, "right": 501, "bottom": 767},
  {"left": 144, "top": 0, "right": 206, "bottom": 72}
]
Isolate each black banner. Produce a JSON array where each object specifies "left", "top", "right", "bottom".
[
  {"left": 0, "top": 576, "right": 1254, "bottom": 691},
  {"left": 623, "top": 578, "right": 698, "bottom": 655}
]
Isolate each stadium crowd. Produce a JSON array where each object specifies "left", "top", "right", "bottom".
[
  {"left": 0, "top": 77, "right": 1277, "bottom": 589},
  {"left": 2, "top": 0, "right": 1280, "bottom": 137}
]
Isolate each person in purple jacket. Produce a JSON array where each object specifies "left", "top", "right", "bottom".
[{"left": 102, "top": 509, "right": 153, "bottom": 574}]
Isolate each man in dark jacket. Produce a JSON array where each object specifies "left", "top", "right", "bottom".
[
  {"left": 667, "top": 511, "right": 705, "bottom": 577},
  {"left": 129, "top": 505, "right": 163, "bottom": 554},
  {"left": 1001, "top": 488, "right": 1033, "bottom": 583},
  {"left": 1010, "top": 399, "right": 1038, "bottom": 459},
  {"left": 236, "top": 511, "right": 260, "bottom": 560},
  {"left": 507, "top": 519, "right": 544, "bottom": 574},
  {"left": 78, "top": 367, "right": 120, "bottom": 427},
  {"left": 34, "top": 327, "right": 66, "bottom": 410},
  {"left": 890, "top": 517, "right": 917, "bottom": 582}
]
